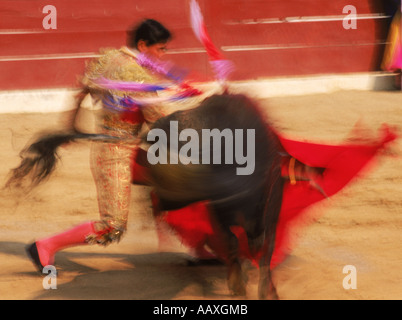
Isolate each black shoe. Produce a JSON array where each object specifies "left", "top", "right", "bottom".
[{"left": 26, "top": 242, "right": 45, "bottom": 274}]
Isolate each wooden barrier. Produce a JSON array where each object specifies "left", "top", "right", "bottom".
[{"left": 0, "top": 0, "right": 393, "bottom": 90}]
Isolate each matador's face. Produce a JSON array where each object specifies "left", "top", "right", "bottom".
[{"left": 138, "top": 40, "right": 169, "bottom": 59}]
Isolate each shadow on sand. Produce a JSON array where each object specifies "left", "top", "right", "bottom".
[{"left": 1, "top": 241, "right": 230, "bottom": 300}]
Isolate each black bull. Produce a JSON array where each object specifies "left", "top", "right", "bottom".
[
  {"left": 141, "top": 94, "right": 284, "bottom": 298},
  {"left": 6, "top": 93, "right": 285, "bottom": 299}
]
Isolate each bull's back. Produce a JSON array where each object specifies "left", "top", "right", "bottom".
[{"left": 145, "top": 94, "right": 282, "bottom": 209}]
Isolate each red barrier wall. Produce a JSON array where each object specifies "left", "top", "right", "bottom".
[{"left": 0, "top": 0, "right": 392, "bottom": 90}]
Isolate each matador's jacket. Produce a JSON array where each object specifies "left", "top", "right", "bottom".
[{"left": 80, "top": 47, "right": 164, "bottom": 245}]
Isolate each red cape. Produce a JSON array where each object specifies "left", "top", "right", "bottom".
[{"left": 133, "top": 125, "right": 397, "bottom": 268}]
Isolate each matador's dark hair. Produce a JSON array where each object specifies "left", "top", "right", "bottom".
[{"left": 127, "top": 19, "right": 172, "bottom": 48}]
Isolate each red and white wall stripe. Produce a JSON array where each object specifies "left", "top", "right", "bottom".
[{"left": 0, "top": 0, "right": 393, "bottom": 90}]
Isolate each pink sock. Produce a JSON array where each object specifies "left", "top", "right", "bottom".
[{"left": 36, "top": 221, "right": 95, "bottom": 266}]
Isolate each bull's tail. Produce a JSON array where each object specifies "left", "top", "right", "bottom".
[{"left": 5, "top": 131, "right": 121, "bottom": 190}]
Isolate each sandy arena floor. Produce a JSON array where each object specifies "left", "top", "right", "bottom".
[{"left": 0, "top": 89, "right": 401, "bottom": 300}]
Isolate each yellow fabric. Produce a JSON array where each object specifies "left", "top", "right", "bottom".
[{"left": 81, "top": 47, "right": 165, "bottom": 245}]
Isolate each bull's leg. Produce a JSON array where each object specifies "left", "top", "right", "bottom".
[
  {"left": 228, "top": 259, "right": 245, "bottom": 296},
  {"left": 258, "top": 201, "right": 280, "bottom": 300},
  {"left": 222, "top": 230, "right": 247, "bottom": 296},
  {"left": 258, "top": 175, "right": 284, "bottom": 300},
  {"left": 258, "top": 232, "right": 279, "bottom": 300},
  {"left": 258, "top": 266, "right": 278, "bottom": 300},
  {"left": 212, "top": 209, "right": 247, "bottom": 296}
]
